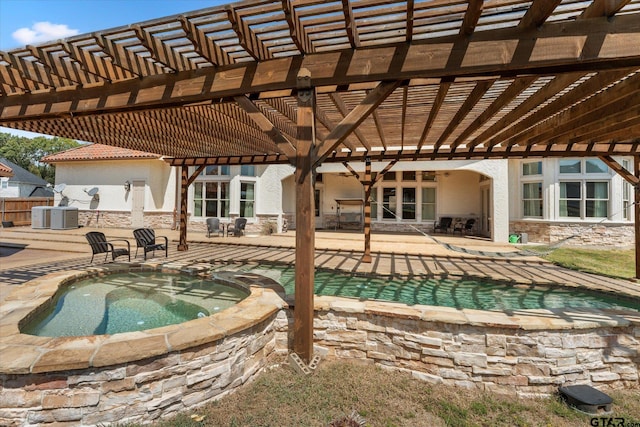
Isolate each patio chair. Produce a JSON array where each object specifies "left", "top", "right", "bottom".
[
  {"left": 133, "top": 228, "right": 168, "bottom": 260},
  {"left": 454, "top": 218, "right": 475, "bottom": 235},
  {"left": 227, "top": 217, "right": 247, "bottom": 237},
  {"left": 206, "top": 218, "right": 223, "bottom": 237},
  {"left": 434, "top": 217, "right": 453, "bottom": 234},
  {"left": 85, "top": 231, "right": 130, "bottom": 263}
]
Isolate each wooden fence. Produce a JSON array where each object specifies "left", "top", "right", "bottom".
[{"left": 1, "top": 197, "right": 54, "bottom": 226}]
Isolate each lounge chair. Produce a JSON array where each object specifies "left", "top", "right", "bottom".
[
  {"left": 434, "top": 217, "right": 452, "bottom": 234},
  {"left": 206, "top": 218, "right": 222, "bottom": 237},
  {"left": 85, "top": 231, "right": 130, "bottom": 263},
  {"left": 227, "top": 217, "right": 247, "bottom": 237},
  {"left": 454, "top": 218, "right": 475, "bottom": 235},
  {"left": 133, "top": 228, "right": 168, "bottom": 260}
]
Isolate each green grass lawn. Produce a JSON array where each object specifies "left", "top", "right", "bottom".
[
  {"left": 132, "top": 361, "right": 640, "bottom": 427},
  {"left": 526, "top": 247, "right": 636, "bottom": 279}
]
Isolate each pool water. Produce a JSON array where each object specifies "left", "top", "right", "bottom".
[
  {"left": 210, "top": 263, "right": 640, "bottom": 312},
  {"left": 22, "top": 272, "right": 249, "bottom": 337}
]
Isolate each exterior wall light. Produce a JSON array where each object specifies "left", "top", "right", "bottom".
[{"left": 124, "top": 181, "right": 131, "bottom": 192}]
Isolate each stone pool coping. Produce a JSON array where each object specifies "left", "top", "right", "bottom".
[
  {"left": 1, "top": 262, "right": 639, "bottom": 375},
  {"left": 0, "top": 263, "right": 288, "bottom": 374}
]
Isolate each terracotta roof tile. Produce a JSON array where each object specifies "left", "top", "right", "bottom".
[{"left": 42, "top": 143, "right": 162, "bottom": 163}]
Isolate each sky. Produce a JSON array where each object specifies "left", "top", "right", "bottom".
[{"left": 0, "top": 0, "right": 228, "bottom": 138}]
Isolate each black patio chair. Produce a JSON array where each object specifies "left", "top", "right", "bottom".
[
  {"left": 206, "top": 218, "right": 222, "bottom": 237},
  {"left": 227, "top": 217, "right": 247, "bottom": 237},
  {"left": 133, "top": 228, "right": 168, "bottom": 260},
  {"left": 454, "top": 218, "right": 476, "bottom": 235},
  {"left": 85, "top": 231, "right": 130, "bottom": 263},
  {"left": 434, "top": 217, "right": 453, "bottom": 234}
]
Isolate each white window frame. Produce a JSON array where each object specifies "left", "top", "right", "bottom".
[
  {"left": 522, "top": 182, "right": 543, "bottom": 218},
  {"left": 192, "top": 166, "right": 231, "bottom": 219},
  {"left": 520, "top": 160, "right": 544, "bottom": 219},
  {"left": 559, "top": 180, "right": 610, "bottom": 219},
  {"left": 239, "top": 180, "right": 256, "bottom": 218},
  {"left": 372, "top": 171, "right": 437, "bottom": 222},
  {"left": 557, "top": 159, "right": 612, "bottom": 220}
]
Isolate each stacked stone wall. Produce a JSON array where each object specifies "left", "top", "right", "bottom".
[
  {"left": 276, "top": 308, "right": 640, "bottom": 398},
  {"left": 0, "top": 317, "right": 281, "bottom": 426},
  {"left": 78, "top": 211, "right": 175, "bottom": 229},
  {"left": 76, "top": 211, "right": 284, "bottom": 236},
  {"left": 510, "top": 221, "right": 634, "bottom": 247}
]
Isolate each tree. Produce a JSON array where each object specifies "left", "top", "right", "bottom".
[{"left": 0, "top": 132, "right": 80, "bottom": 183}]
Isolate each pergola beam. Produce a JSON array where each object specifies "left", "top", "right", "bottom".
[
  {"left": 3, "top": 15, "right": 639, "bottom": 122},
  {"left": 598, "top": 155, "right": 640, "bottom": 186},
  {"left": 314, "top": 80, "right": 400, "bottom": 166},
  {"left": 162, "top": 140, "right": 639, "bottom": 166},
  {"left": 234, "top": 95, "right": 297, "bottom": 160}
]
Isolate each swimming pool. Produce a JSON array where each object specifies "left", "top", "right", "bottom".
[
  {"left": 21, "top": 271, "right": 249, "bottom": 336},
  {"left": 210, "top": 263, "right": 640, "bottom": 312}
]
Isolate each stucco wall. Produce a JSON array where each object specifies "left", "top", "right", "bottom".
[{"left": 52, "top": 159, "right": 176, "bottom": 213}]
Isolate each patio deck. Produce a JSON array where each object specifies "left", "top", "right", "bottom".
[{"left": 1, "top": 226, "right": 638, "bottom": 303}]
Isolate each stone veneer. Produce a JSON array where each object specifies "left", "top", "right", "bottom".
[
  {"left": 1, "top": 267, "right": 639, "bottom": 425},
  {"left": 78, "top": 210, "right": 282, "bottom": 236},
  {"left": 290, "top": 298, "right": 640, "bottom": 398},
  {"left": 510, "top": 221, "right": 634, "bottom": 247},
  {"left": 0, "top": 265, "right": 287, "bottom": 426}
]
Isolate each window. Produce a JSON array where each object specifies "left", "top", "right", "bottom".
[
  {"left": 0, "top": 180, "right": 7, "bottom": 189},
  {"left": 194, "top": 182, "right": 229, "bottom": 217},
  {"left": 559, "top": 159, "right": 581, "bottom": 174},
  {"left": 314, "top": 189, "right": 320, "bottom": 217},
  {"left": 586, "top": 182, "right": 608, "bottom": 218},
  {"left": 402, "top": 188, "right": 416, "bottom": 220},
  {"left": 421, "top": 188, "right": 436, "bottom": 220},
  {"left": 623, "top": 182, "right": 632, "bottom": 220},
  {"left": 402, "top": 171, "right": 416, "bottom": 181},
  {"left": 240, "top": 182, "right": 255, "bottom": 217},
  {"left": 241, "top": 165, "right": 255, "bottom": 176},
  {"left": 523, "top": 182, "right": 542, "bottom": 217},
  {"left": 370, "top": 191, "right": 377, "bottom": 220},
  {"left": 623, "top": 161, "right": 631, "bottom": 220},
  {"left": 559, "top": 181, "right": 609, "bottom": 218},
  {"left": 201, "top": 165, "right": 230, "bottom": 176},
  {"left": 383, "top": 171, "right": 396, "bottom": 181},
  {"left": 522, "top": 161, "right": 542, "bottom": 176},
  {"left": 421, "top": 171, "right": 436, "bottom": 182},
  {"left": 382, "top": 188, "right": 396, "bottom": 219},
  {"left": 559, "top": 182, "right": 581, "bottom": 217},
  {"left": 585, "top": 159, "right": 608, "bottom": 174}
]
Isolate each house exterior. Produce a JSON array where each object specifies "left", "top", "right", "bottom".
[
  {"left": 0, "top": 158, "right": 53, "bottom": 198},
  {"left": 44, "top": 145, "right": 634, "bottom": 247},
  {"left": 42, "top": 144, "right": 292, "bottom": 234}
]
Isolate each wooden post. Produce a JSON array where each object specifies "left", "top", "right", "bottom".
[
  {"left": 635, "top": 155, "right": 640, "bottom": 280},
  {"left": 363, "top": 157, "right": 372, "bottom": 263},
  {"left": 178, "top": 165, "right": 189, "bottom": 251},
  {"left": 294, "top": 68, "right": 316, "bottom": 363}
]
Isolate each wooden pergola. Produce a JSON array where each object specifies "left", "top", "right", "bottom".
[{"left": 1, "top": 0, "right": 639, "bottom": 363}]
